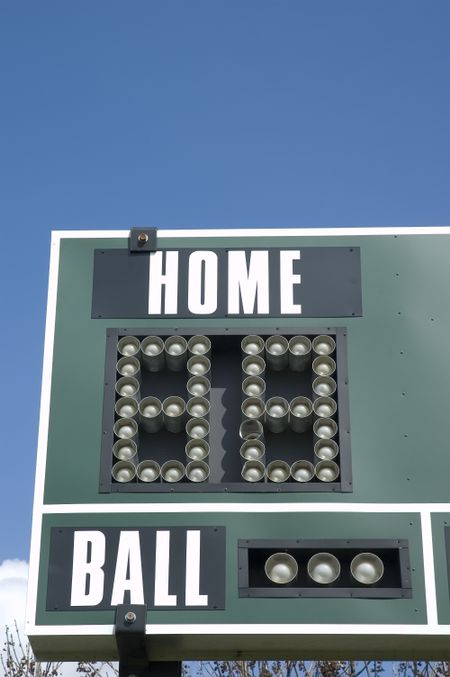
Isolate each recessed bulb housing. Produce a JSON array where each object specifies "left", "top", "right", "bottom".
[
  {"left": 161, "top": 460, "right": 185, "bottom": 483},
  {"left": 266, "top": 460, "right": 290, "bottom": 483},
  {"left": 288, "top": 336, "right": 312, "bottom": 371},
  {"left": 290, "top": 460, "right": 315, "bottom": 482},
  {"left": 312, "top": 335, "right": 336, "bottom": 356},
  {"left": 241, "top": 460, "right": 265, "bottom": 482},
  {"left": 264, "top": 553, "right": 298, "bottom": 584},
  {"left": 138, "top": 396, "right": 163, "bottom": 433},
  {"left": 241, "top": 335, "right": 265, "bottom": 356},
  {"left": 117, "top": 336, "right": 140, "bottom": 358},
  {"left": 137, "top": 460, "right": 160, "bottom": 483},
  {"left": 187, "top": 335, "right": 211, "bottom": 357},
  {"left": 265, "top": 397, "right": 289, "bottom": 433},
  {"left": 112, "top": 460, "right": 136, "bottom": 483},
  {"left": 140, "top": 336, "right": 165, "bottom": 372},
  {"left": 307, "top": 552, "right": 341, "bottom": 584},
  {"left": 351, "top": 553, "right": 384, "bottom": 585},
  {"left": 289, "top": 396, "right": 313, "bottom": 433}
]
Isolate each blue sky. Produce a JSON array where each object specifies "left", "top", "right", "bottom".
[{"left": 0, "top": 0, "right": 449, "bottom": 640}]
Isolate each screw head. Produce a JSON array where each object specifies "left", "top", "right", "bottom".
[
  {"left": 138, "top": 232, "right": 148, "bottom": 244},
  {"left": 125, "top": 611, "right": 137, "bottom": 624}
]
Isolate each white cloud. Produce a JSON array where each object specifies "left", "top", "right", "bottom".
[
  {"left": 0, "top": 559, "right": 117, "bottom": 677},
  {"left": 0, "top": 559, "right": 28, "bottom": 635}
]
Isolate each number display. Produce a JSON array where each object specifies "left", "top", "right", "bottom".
[{"left": 100, "top": 328, "right": 351, "bottom": 493}]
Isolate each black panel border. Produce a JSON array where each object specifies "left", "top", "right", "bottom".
[{"left": 238, "top": 538, "right": 412, "bottom": 599}]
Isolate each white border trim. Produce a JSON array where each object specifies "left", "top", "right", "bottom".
[
  {"left": 52, "top": 227, "right": 450, "bottom": 238},
  {"left": 421, "top": 512, "right": 439, "bottom": 625},
  {"left": 40, "top": 502, "right": 450, "bottom": 514},
  {"left": 26, "top": 234, "right": 62, "bottom": 633},
  {"left": 25, "top": 623, "right": 450, "bottom": 637}
]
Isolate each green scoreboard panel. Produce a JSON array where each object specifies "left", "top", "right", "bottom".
[{"left": 26, "top": 227, "right": 450, "bottom": 661}]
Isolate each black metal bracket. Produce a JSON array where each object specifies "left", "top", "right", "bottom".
[
  {"left": 129, "top": 227, "right": 157, "bottom": 253},
  {"left": 115, "top": 605, "right": 182, "bottom": 677}
]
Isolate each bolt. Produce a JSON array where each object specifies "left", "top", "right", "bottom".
[
  {"left": 138, "top": 232, "right": 148, "bottom": 244},
  {"left": 125, "top": 611, "right": 137, "bottom": 624}
]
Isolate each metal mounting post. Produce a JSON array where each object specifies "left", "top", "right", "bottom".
[{"left": 115, "top": 605, "right": 182, "bottom": 677}]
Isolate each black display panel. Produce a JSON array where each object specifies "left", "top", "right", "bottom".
[{"left": 100, "top": 327, "right": 351, "bottom": 493}]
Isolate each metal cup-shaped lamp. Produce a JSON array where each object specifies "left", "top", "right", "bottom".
[
  {"left": 187, "top": 375, "right": 211, "bottom": 398},
  {"left": 162, "top": 396, "right": 186, "bottom": 433},
  {"left": 312, "top": 356, "right": 336, "bottom": 377},
  {"left": 242, "top": 376, "right": 266, "bottom": 399},
  {"left": 186, "top": 396, "right": 210, "bottom": 419},
  {"left": 161, "top": 460, "right": 185, "bottom": 483},
  {"left": 140, "top": 336, "right": 165, "bottom": 372},
  {"left": 241, "top": 397, "right": 265, "bottom": 423},
  {"left": 289, "top": 396, "right": 313, "bottom": 433},
  {"left": 186, "top": 417, "right": 210, "bottom": 440},
  {"left": 313, "top": 396, "right": 337, "bottom": 419},
  {"left": 307, "top": 552, "right": 341, "bottom": 584},
  {"left": 187, "top": 335, "right": 211, "bottom": 358},
  {"left": 187, "top": 355, "right": 211, "bottom": 378},
  {"left": 115, "top": 397, "right": 139, "bottom": 420},
  {"left": 239, "top": 439, "right": 266, "bottom": 461},
  {"left": 165, "top": 336, "right": 188, "bottom": 372},
  {"left": 290, "top": 460, "right": 315, "bottom": 482},
  {"left": 117, "top": 336, "right": 140, "bottom": 358},
  {"left": 138, "top": 396, "right": 163, "bottom": 433},
  {"left": 313, "top": 418, "right": 338, "bottom": 439},
  {"left": 239, "top": 419, "right": 264, "bottom": 441},
  {"left": 288, "top": 335, "right": 312, "bottom": 372},
  {"left": 312, "top": 335, "right": 336, "bottom": 356},
  {"left": 241, "top": 459, "right": 265, "bottom": 483},
  {"left": 265, "top": 335, "right": 289, "bottom": 371},
  {"left": 315, "top": 460, "right": 340, "bottom": 482},
  {"left": 265, "top": 396, "right": 289, "bottom": 433},
  {"left": 113, "top": 438, "right": 138, "bottom": 462},
  {"left": 113, "top": 418, "right": 139, "bottom": 442},
  {"left": 350, "top": 553, "right": 384, "bottom": 585},
  {"left": 186, "top": 460, "right": 210, "bottom": 483},
  {"left": 185, "top": 438, "right": 210, "bottom": 461},
  {"left": 112, "top": 460, "right": 136, "bottom": 483},
  {"left": 115, "top": 376, "right": 140, "bottom": 399},
  {"left": 314, "top": 438, "right": 339, "bottom": 461},
  {"left": 264, "top": 553, "right": 298, "bottom": 584},
  {"left": 116, "top": 356, "right": 141, "bottom": 379},
  {"left": 312, "top": 376, "right": 337, "bottom": 398},
  {"left": 242, "top": 355, "right": 266, "bottom": 378},
  {"left": 266, "top": 460, "right": 290, "bottom": 483},
  {"left": 241, "top": 335, "right": 265, "bottom": 357},
  {"left": 137, "top": 460, "right": 160, "bottom": 483}
]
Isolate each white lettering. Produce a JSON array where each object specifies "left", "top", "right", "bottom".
[
  {"left": 187, "top": 251, "right": 218, "bottom": 314},
  {"left": 280, "top": 250, "right": 302, "bottom": 314},
  {"left": 154, "top": 530, "right": 177, "bottom": 606},
  {"left": 227, "top": 251, "right": 269, "bottom": 314},
  {"left": 110, "top": 531, "right": 145, "bottom": 605},
  {"left": 185, "top": 530, "right": 208, "bottom": 606},
  {"left": 70, "top": 531, "right": 105, "bottom": 607},
  {"left": 148, "top": 251, "right": 179, "bottom": 314}
]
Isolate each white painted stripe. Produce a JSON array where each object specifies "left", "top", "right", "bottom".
[
  {"left": 421, "top": 512, "right": 439, "bottom": 625},
  {"left": 51, "top": 226, "right": 450, "bottom": 238},
  {"left": 40, "top": 503, "right": 450, "bottom": 514},
  {"left": 26, "top": 623, "right": 450, "bottom": 637},
  {"left": 26, "top": 234, "right": 61, "bottom": 629}
]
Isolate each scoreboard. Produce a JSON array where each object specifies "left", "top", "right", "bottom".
[{"left": 26, "top": 227, "right": 450, "bottom": 661}]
